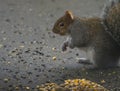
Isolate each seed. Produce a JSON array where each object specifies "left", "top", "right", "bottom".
[
  {"left": 52, "top": 56, "right": 57, "bottom": 61},
  {"left": 36, "top": 85, "right": 40, "bottom": 88},
  {"left": 101, "top": 80, "right": 106, "bottom": 83},
  {"left": 4, "top": 78, "right": 9, "bottom": 83},
  {"left": 15, "top": 86, "right": 19, "bottom": 90},
  {"left": 52, "top": 47, "right": 56, "bottom": 51},
  {"left": 26, "top": 86, "right": 30, "bottom": 90}
]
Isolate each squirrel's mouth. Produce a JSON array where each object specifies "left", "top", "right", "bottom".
[
  {"left": 52, "top": 26, "right": 67, "bottom": 36},
  {"left": 59, "top": 32, "right": 66, "bottom": 36},
  {"left": 52, "top": 29, "right": 59, "bottom": 34},
  {"left": 53, "top": 30, "right": 66, "bottom": 36}
]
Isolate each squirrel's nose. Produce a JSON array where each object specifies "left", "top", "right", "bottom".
[{"left": 52, "top": 27, "right": 60, "bottom": 34}]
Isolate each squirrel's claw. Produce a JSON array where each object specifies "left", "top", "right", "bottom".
[{"left": 62, "top": 42, "right": 68, "bottom": 52}]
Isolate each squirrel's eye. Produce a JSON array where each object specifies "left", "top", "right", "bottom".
[{"left": 59, "top": 22, "right": 64, "bottom": 27}]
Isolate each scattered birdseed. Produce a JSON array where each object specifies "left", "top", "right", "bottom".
[
  {"left": 52, "top": 47, "right": 56, "bottom": 51},
  {"left": 101, "top": 80, "right": 106, "bottom": 84},
  {"left": 25, "top": 86, "right": 30, "bottom": 90},
  {"left": 3, "top": 78, "right": 9, "bottom": 83},
  {"left": 52, "top": 56, "right": 57, "bottom": 61},
  {"left": 39, "top": 79, "right": 109, "bottom": 91}
]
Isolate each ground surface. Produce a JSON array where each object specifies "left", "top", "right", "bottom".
[{"left": 0, "top": 0, "right": 120, "bottom": 91}]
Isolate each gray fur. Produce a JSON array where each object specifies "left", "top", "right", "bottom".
[
  {"left": 61, "top": 0, "right": 120, "bottom": 68},
  {"left": 62, "top": 18, "right": 120, "bottom": 68}
]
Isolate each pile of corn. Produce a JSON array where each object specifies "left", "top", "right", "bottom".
[{"left": 38, "top": 79, "right": 109, "bottom": 91}]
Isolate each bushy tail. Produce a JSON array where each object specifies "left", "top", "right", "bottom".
[
  {"left": 102, "top": 0, "right": 120, "bottom": 46},
  {"left": 102, "top": 0, "right": 120, "bottom": 20}
]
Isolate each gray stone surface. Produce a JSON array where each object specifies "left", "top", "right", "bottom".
[{"left": 0, "top": 0, "right": 120, "bottom": 90}]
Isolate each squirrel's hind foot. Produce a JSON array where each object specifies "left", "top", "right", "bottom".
[{"left": 77, "top": 58, "right": 93, "bottom": 65}]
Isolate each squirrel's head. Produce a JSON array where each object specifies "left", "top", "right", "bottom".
[{"left": 52, "top": 11, "right": 74, "bottom": 35}]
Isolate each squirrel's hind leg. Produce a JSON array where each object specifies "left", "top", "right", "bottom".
[
  {"left": 93, "top": 50, "right": 120, "bottom": 68},
  {"left": 77, "top": 49, "right": 95, "bottom": 65}
]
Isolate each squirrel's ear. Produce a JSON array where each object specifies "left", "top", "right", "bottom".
[{"left": 65, "top": 10, "right": 74, "bottom": 20}]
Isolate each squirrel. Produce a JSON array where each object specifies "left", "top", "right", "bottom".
[{"left": 52, "top": 0, "right": 120, "bottom": 68}]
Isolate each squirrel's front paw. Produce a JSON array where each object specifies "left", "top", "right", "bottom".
[
  {"left": 62, "top": 41, "right": 75, "bottom": 51},
  {"left": 62, "top": 42, "right": 68, "bottom": 52}
]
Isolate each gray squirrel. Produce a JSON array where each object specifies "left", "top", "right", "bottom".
[{"left": 52, "top": 0, "right": 120, "bottom": 68}]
